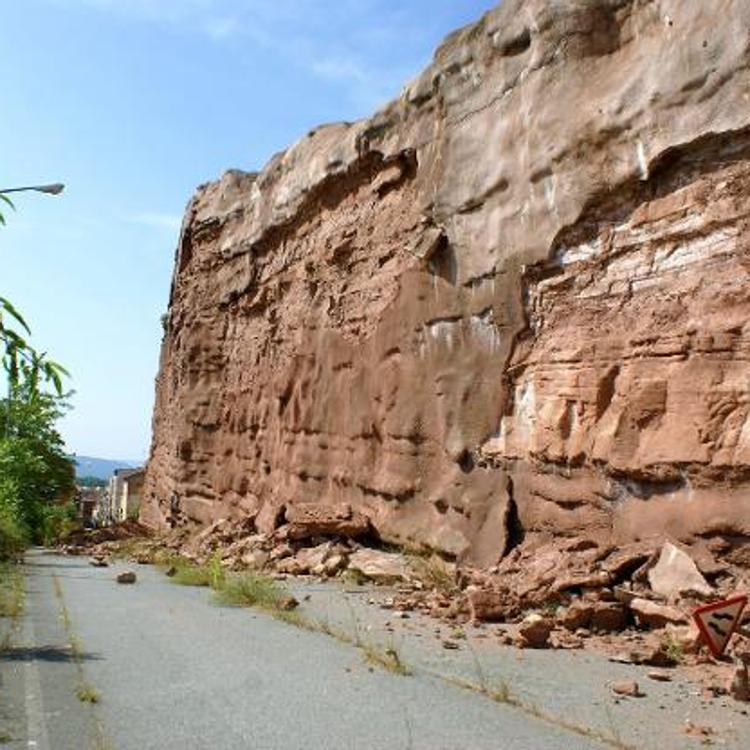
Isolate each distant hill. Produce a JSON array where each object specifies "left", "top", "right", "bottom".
[{"left": 72, "top": 456, "right": 141, "bottom": 481}]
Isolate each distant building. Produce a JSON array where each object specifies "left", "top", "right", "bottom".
[
  {"left": 93, "top": 485, "right": 113, "bottom": 526},
  {"left": 77, "top": 486, "right": 105, "bottom": 527},
  {"left": 107, "top": 468, "right": 146, "bottom": 523}
]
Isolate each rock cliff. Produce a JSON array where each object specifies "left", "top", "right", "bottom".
[{"left": 143, "top": 0, "right": 750, "bottom": 568}]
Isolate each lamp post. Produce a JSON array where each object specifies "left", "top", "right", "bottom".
[{"left": 0, "top": 183, "right": 65, "bottom": 196}]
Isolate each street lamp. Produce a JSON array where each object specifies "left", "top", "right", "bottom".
[{"left": 0, "top": 183, "right": 65, "bottom": 196}]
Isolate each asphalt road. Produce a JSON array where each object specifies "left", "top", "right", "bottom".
[{"left": 0, "top": 550, "right": 607, "bottom": 750}]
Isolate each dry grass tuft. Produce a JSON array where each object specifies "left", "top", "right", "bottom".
[{"left": 361, "top": 642, "right": 413, "bottom": 676}]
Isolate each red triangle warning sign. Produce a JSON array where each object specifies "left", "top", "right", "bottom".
[{"left": 693, "top": 595, "right": 748, "bottom": 658}]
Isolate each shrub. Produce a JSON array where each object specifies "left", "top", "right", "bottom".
[
  {"left": 0, "top": 509, "right": 26, "bottom": 561},
  {"left": 37, "top": 502, "right": 80, "bottom": 546}
]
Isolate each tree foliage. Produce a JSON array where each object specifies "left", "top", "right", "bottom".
[
  {"left": 0, "top": 191, "right": 76, "bottom": 557},
  {"left": 1, "top": 296, "right": 69, "bottom": 399}
]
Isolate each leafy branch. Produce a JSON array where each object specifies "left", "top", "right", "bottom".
[{"left": 0, "top": 297, "right": 68, "bottom": 398}]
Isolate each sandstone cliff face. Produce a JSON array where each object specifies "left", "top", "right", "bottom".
[{"left": 144, "top": 0, "right": 750, "bottom": 567}]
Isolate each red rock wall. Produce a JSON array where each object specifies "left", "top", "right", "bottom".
[{"left": 144, "top": 0, "right": 750, "bottom": 566}]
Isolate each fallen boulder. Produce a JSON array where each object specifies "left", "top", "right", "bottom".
[
  {"left": 319, "top": 553, "right": 348, "bottom": 577},
  {"left": 348, "top": 549, "right": 412, "bottom": 583},
  {"left": 294, "top": 543, "right": 334, "bottom": 573},
  {"left": 590, "top": 601, "right": 627, "bottom": 633},
  {"left": 276, "top": 557, "right": 304, "bottom": 576},
  {"left": 242, "top": 550, "right": 270, "bottom": 569},
  {"left": 468, "top": 588, "right": 509, "bottom": 623},
  {"left": 286, "top": 503, "right": 369, "bottom": 541},
  {"left": 116, "top": 571, "right": 137, "bottom": 584},
  {"left": 601, "top": 543, "right": 655, "bottom": 581},
  {"left": 269, "top": 542, "right": 294, "bottom": 561},
  {"left": 630, "top": 598, "right": 686, "bottom": 629},
  {"left": 256, "top": 502, "right": 285, "bottom": 536},
  {"left": 560, "top": 600, "right": 595, "bottom": 631},
  {"left": 647, "top": 542, "right": 713, "bottom": 600},
  {"left": 665, "top": 622, "right": 702, "bottom": 654},
  {"left": 518, "top": 613, "right": 553, "bottom": 648}
]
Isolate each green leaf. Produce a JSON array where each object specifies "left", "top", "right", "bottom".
[
  {"left": 0, "top": 297, "right": 32, "bottom": 335},
  {"left": 2, "top": 329, "right": 28, "bottom": 349},
  {"left": 47, "top": 360, "right": 70, "bottom": 378}
]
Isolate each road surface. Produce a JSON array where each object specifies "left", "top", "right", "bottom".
[{"left": 0, "top": 549, "right": 606, "bottom": 749}]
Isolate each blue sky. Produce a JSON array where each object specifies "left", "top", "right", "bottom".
[{"left": 1, "top": 0, "right": 495, "bottom": 461}]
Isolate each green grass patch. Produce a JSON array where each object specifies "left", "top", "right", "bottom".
[
  {"left": 170, "top": 564, "right": 213, "bottom": 587},
  {"left": 0, "top": 563, "right": 24, "bottom": 619},
  {"left": 214, "top": 573, "right": 289, "bottom": 611},
  {"left": 169, "top": 552, "right": 226, "bottom": 589},
  {"left": 165, "top": 553, "right": 296, "bottom": 621}
]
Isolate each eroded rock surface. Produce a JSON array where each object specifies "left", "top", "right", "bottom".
[{"left": 144, "top": 0, "right": 750, "bottom": 570}]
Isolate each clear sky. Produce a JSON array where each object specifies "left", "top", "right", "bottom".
[{"left": 1, "top": 0, "right": 496, "bottom": 461}]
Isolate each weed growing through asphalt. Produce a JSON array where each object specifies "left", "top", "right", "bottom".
[
  {"left": 215, "top": 573, "right": 286, "bottom": 611},
  {"left": 170, "top": 562, "right": 214, "bottom": 587},
  {"left": 320, "top": 616, "right": 412, "bottom": 676},
  {"left": 466, "top": 640, "right": 518, "bottom": 706},
  {"left": 274, "top": 609, "right": 312, "bottom": 629},
  {"left": 319, "top": 601, "right": 413, "bottom": 676},
  {"left": 315, "top": 616, "right": 353, "bottom": 643},
  {"left": 361, "top": 641, "right": 412, "bottom": 676},
  {"left": 169, "top": 552, "right": 227, "bottom": 588},
  {"left": 76, "top": 683, "right": 101, "bottom": 704},
  {"left": 52, "top": 576, "right": 106, "bottom": 721},
  {"left": 165, "top": 553, "right": 298, "bottom": 621},
  {"left": 453, "top": 639, "right": 632, "bottom": 749},
  {"left": 162, "top": 550, "right": 415, "bottom": 677}
]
